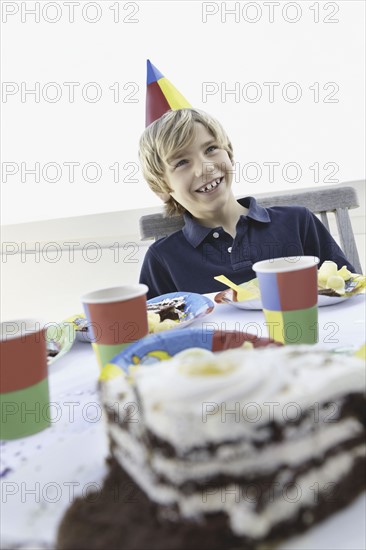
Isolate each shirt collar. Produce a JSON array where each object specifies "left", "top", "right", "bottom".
[
  {"left": 238, "top": 196, "right": 271, "bottom": 223},
  {"left": 182, "top": 196, "right": 270, "bottom": 248}
]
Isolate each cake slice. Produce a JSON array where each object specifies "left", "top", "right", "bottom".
[{"left": 58, "top": 345, "right": 366, "bottom": 549}]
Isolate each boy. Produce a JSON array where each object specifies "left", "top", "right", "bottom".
[{"left": 139, "top": 108, "right": 354, "bottom": 299}]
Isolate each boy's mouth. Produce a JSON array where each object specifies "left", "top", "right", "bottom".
[{"left": 196, "top": 177, "right": 224, "bottom": 193}]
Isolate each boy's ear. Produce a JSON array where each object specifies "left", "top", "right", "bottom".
[{"left": 155, "top": 191, "right": 171, "bottom": 203}]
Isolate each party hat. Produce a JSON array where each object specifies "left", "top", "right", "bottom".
[{"left": 145, "top": 60, "right": 191, "bottom": 127}]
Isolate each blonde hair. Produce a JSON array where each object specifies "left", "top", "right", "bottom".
[{"left": 139, "top": 108, "right": 234, "bottom": 216}]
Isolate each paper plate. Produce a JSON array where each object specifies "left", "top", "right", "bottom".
[
  {"left": 147, "top": 291, "right": 214, "bottom": 331},
  {"left": 108, "top": 327, "right": 278, "bottom": 373},
  {"left": 214, "top": 289, "right": 352, "bottom": 310},
  {"left": 215, "top": 275, "right": 365, "bottom": 310}
]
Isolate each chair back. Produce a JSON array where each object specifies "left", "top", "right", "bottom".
[
  {"left": 139, "top": 185, "right": 363, "bottom": 273},
  {"left": 139, "top": 213, "right": 185, "bottom": 242}
]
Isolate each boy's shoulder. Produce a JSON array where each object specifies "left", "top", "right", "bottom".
[
  {"left": 265, "top": 203, "right": 311, "bottom": 220},
  {"left": 242, "top": 196, "right": 311, "bottom": 222},
  {"left": 259, "top": 204, "right": 314, "bottom": 233},
  {"left": 147, "top": 228, "right": 185, "bottom": 252}
]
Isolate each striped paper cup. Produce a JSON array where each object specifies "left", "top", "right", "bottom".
[
  {"left": 81, "top": 285, "right": 149, "bottom": 369},
  {"left": 0, "top": 319, "right": 50, "bottom": 439},
  {"left": 252, "top": 257, "right": 320, "bottom": 344}
]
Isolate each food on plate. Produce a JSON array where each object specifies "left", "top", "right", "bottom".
[
  {"left": 147, "top": 296, "right": 186, "bottom": 320},
  {"left": 71, "top": 315, "right": 89, "bottom": 333},
  {"left": 325, "top": 274, "right": 345, "bottom": 294},
  {"left": 317, "top": 259, "right": 339, "bottom": 282},
  {"left": 147, "top": 313, "right": 180, "bottom": 333},
  {"left": 46, "top": 319, "right": 76, "bottom": 362},
  {"left": 317, "top": 261, "right": 365, "bottom": 297},
  {"left": 337, "top": 265, "right": 352, "bottom": 280},
  {"left": 147, "top": 296, "right": 187, "bottom": 333},
  {"left": 46, "top": 339, "right": 61, "bottom": 359},
  {"left": 57, "top": 345, "right": 366, "bottom": 549}
]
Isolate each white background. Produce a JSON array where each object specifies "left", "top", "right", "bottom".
[{"left": 1, "top": 0, "right": 365, "bottom": 225}]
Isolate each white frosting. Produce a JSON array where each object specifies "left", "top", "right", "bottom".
[{"left": 102, "top": 346, "right": 365, "bottom": 453}]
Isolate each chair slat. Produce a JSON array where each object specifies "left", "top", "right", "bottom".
[
  {"left": 319, "top": 211, "right": 330, "bottom": 232},
  {"left": 256, "top": 186, "right": 359, "bottom": 212},
  {"left": 139, "top": 214, "right": 184, "bottom": 241},
  {"left": 335, "top": 208, "right": 362, "bottom": 273}
]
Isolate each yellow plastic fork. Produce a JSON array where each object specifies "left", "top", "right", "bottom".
[{"left": 214, "top": 275, "right": 255, "bottom": 301}]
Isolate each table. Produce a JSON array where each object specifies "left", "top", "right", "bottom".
[{"left": 1, "top": 295, "right": 365, "bottom": 549}]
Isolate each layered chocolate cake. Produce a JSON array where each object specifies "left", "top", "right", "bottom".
[{"left": 57, "top": 346, "right": 366, "bottom": 549}]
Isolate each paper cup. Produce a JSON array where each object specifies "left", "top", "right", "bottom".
[
  {"left": 81, "top": 284, "right": 149, "bottom": 369},
  {"left": 0, "top": 319, "right": 50, "bottom": 439},
  {"left": 252, "top": 257, "right": 319, "bottom": 344}
]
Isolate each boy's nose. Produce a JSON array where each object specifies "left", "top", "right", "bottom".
[
  {"left": 193, "top": 163, "right": 203, "bottom": 177},
  {"left": 193, "top": 158, "right": 215, "bottom": 180}
]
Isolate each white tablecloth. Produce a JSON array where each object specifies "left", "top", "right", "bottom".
[
  {"left": 1, "top": 295, "right": 365, "bottom": 549},
  {"left": 193, "top": 292, "right": 366, "bottom": 351}
]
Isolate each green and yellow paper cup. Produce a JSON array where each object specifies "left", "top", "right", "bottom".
[
  {"left": 81, "top": 285, "right": 149, "bottom": 370},
  {"left": 0, "top": 319, "right": 50, "bottom": 439},
  {"left": 252, "top": 257, "right": 319, "bottom": 345}
]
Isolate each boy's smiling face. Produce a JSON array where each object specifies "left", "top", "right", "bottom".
[{"left": 164, "top": 122, "right": 234, "bottom": 220}]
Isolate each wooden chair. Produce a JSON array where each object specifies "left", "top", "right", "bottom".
[{"left": 139, "top": 185, "right": 363, "bottom": 273}]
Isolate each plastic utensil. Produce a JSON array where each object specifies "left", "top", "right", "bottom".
[{"left": 214, "top": 275, "right": 255, "bottom": 301}]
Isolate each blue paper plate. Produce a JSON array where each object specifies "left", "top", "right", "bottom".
[
  {"left": 109, "top": 327, "right": 277, "bottom": 373},
  {"left": 147, "top": 291, "right": 214, "bottom": 330}
]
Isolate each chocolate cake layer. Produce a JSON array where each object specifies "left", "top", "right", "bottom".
[
  {"left": 109, "top": 433, "right": 366, "bottom": 500},
  {"left": 147, "top": 296, "right": 186, "bottom": 321},
  {"left": 56, "top": 454, "right": 366, "bottom": 550}
]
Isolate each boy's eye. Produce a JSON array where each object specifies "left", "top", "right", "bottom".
[
  {"left": 206, "top": 145, "right": 218, "bottom": 153},
  {"left": 174, "top": 159, "right": 188, "bottom": 169}
]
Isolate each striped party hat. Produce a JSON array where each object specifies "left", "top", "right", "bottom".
[{"left": 145, "top": 60, "right": 191, "bottom": 127}]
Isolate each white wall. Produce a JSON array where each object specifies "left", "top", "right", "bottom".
[{"left": 1, "top": 0, "right": 365, "bottom": 225}]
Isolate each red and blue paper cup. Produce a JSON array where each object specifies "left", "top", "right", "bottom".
[{"left": 253, "top": 257, "right": 319, "bottom": 344}]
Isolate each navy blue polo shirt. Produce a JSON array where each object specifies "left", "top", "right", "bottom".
[{"left": 139, "top": 197, "right": 355, "bottom": 299}]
